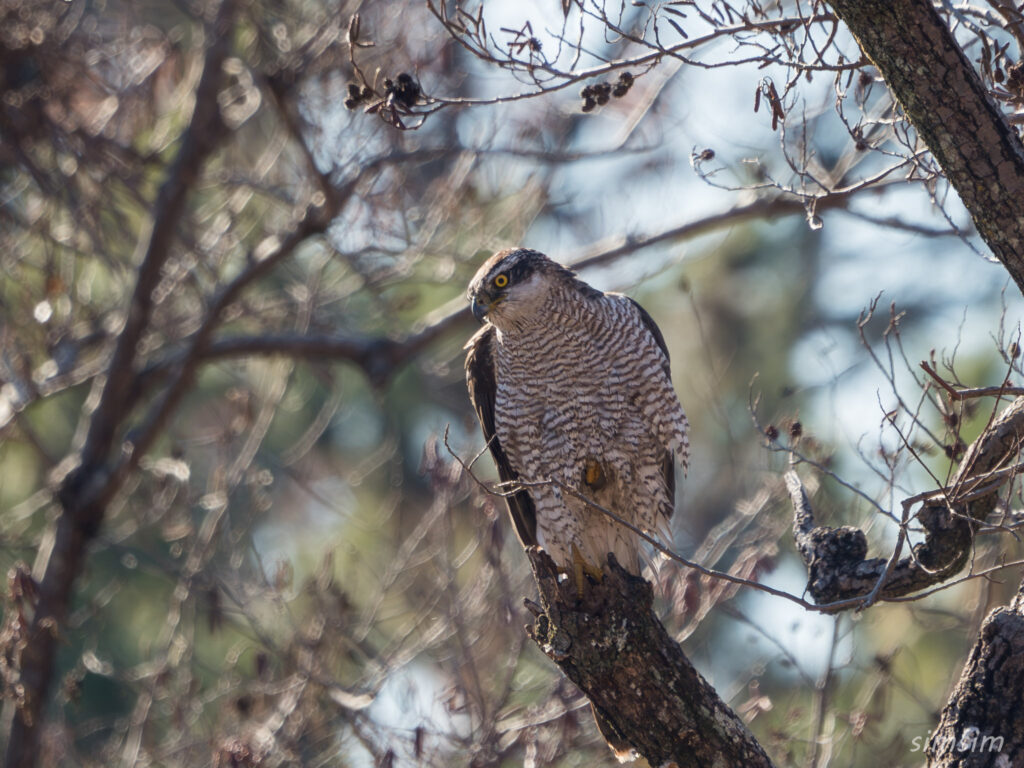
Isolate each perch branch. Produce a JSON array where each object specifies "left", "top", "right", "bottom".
[{"left": 525, "top": 547, "right": 775, "bottom": 767}]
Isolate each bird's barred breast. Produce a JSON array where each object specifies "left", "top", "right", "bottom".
[{"left": 492, "top": 295, "right": 667, "bottom": 472}]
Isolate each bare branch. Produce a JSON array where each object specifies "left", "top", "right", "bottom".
[
  {"left": 789, "top": 397, "right": 1024, "bottom": 609},
  {"left": 4, "top": 3, "right": 238, "bottom": 764}
]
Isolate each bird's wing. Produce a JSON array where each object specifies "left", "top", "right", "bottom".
[
  {"left": 625, "top": 297, "right": 678, "bottom": 516},
  {"left": 465, "top": 325, "right": 538, "bottom": 547},
  {"left": 625, "top": 296, "right": 671, "bottom": 374}
]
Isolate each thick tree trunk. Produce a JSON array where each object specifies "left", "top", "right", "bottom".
[
  {"left": 828, "top": 0, "right": 1024, "bottom": 291},
  {"left": 927, "top": 578, "right": 1024, "bottom": 767},
  {"left": 525, "top": 547, "right": 775, "bottom": 768}
]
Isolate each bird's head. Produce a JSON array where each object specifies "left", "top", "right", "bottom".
[{"left": 466, "top": 248, "right": 561, "bottom": 329}]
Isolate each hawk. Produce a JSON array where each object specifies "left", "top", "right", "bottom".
[{"left": 464, "top": 248, "right": 689, "bottom": 585}]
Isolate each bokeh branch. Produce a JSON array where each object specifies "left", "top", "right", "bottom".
[{"left": 4, "top": 3, "right": 237, "bottom": 764}]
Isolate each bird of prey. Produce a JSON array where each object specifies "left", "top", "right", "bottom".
[{"left": 464, "top": 247, "right": 689, "bottom": 586}]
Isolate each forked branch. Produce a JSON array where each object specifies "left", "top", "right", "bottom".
[{"left": 788, "top": 396, "right": 1024, "bottom": 609}]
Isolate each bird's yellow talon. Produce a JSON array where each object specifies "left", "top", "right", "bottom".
[{"left": 582, "top": 458, "right": 607, "bottom": 490}]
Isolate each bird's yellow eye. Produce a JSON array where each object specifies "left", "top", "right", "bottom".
[{"left": 493, "top": 273, "right": 509, "bottom": 288}]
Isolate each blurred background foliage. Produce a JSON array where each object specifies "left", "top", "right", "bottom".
[{"left": 1, "top": 0, "right": 1024, "bottom": 766}]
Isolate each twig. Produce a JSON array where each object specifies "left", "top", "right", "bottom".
[{"left": 920, "top": 360, "right": 1024, "bottom": 400}]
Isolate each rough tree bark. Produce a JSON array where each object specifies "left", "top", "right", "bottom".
[
  {"left": 525, "top": 547, "right": 775, "bottom": 768},
  {"left": 788, "top": 397, "right": 1024, "bottom": 606},
  {"left": 927, "top": 577, "right": 1024, "bottom": 767},
  {"left": 826, "top": 0, "right": 1024, "bottom": 290}
]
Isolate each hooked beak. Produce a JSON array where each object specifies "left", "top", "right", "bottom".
[
  {"left": 471, "top": 296, "right": 487, "bottom": 323},
  {"left": 471, "top": 295, "right": 489, "bottom": 323}
]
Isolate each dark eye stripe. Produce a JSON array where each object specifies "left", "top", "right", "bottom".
[
  {"left": 510, "top": 262, "right": 532, "bottom": 281},
  {"left": 490, "top": 255, "right": 535, "bottom": 288}
]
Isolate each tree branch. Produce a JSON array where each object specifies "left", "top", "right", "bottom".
[
  {"left": 136, "top": 307, "right": 474, "bottom": 393},
  {"left": 525, "top": 547, "right": 775, "bottom": 767},
  {"left": 827, "top": 0, "right": 1024, "bottom": 290},
  {"left": 788, "top": 396, "right": 1024, "bottom": 609},
  {"left": 3, "top": 3, "right": 237, "bottom": 764}
]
